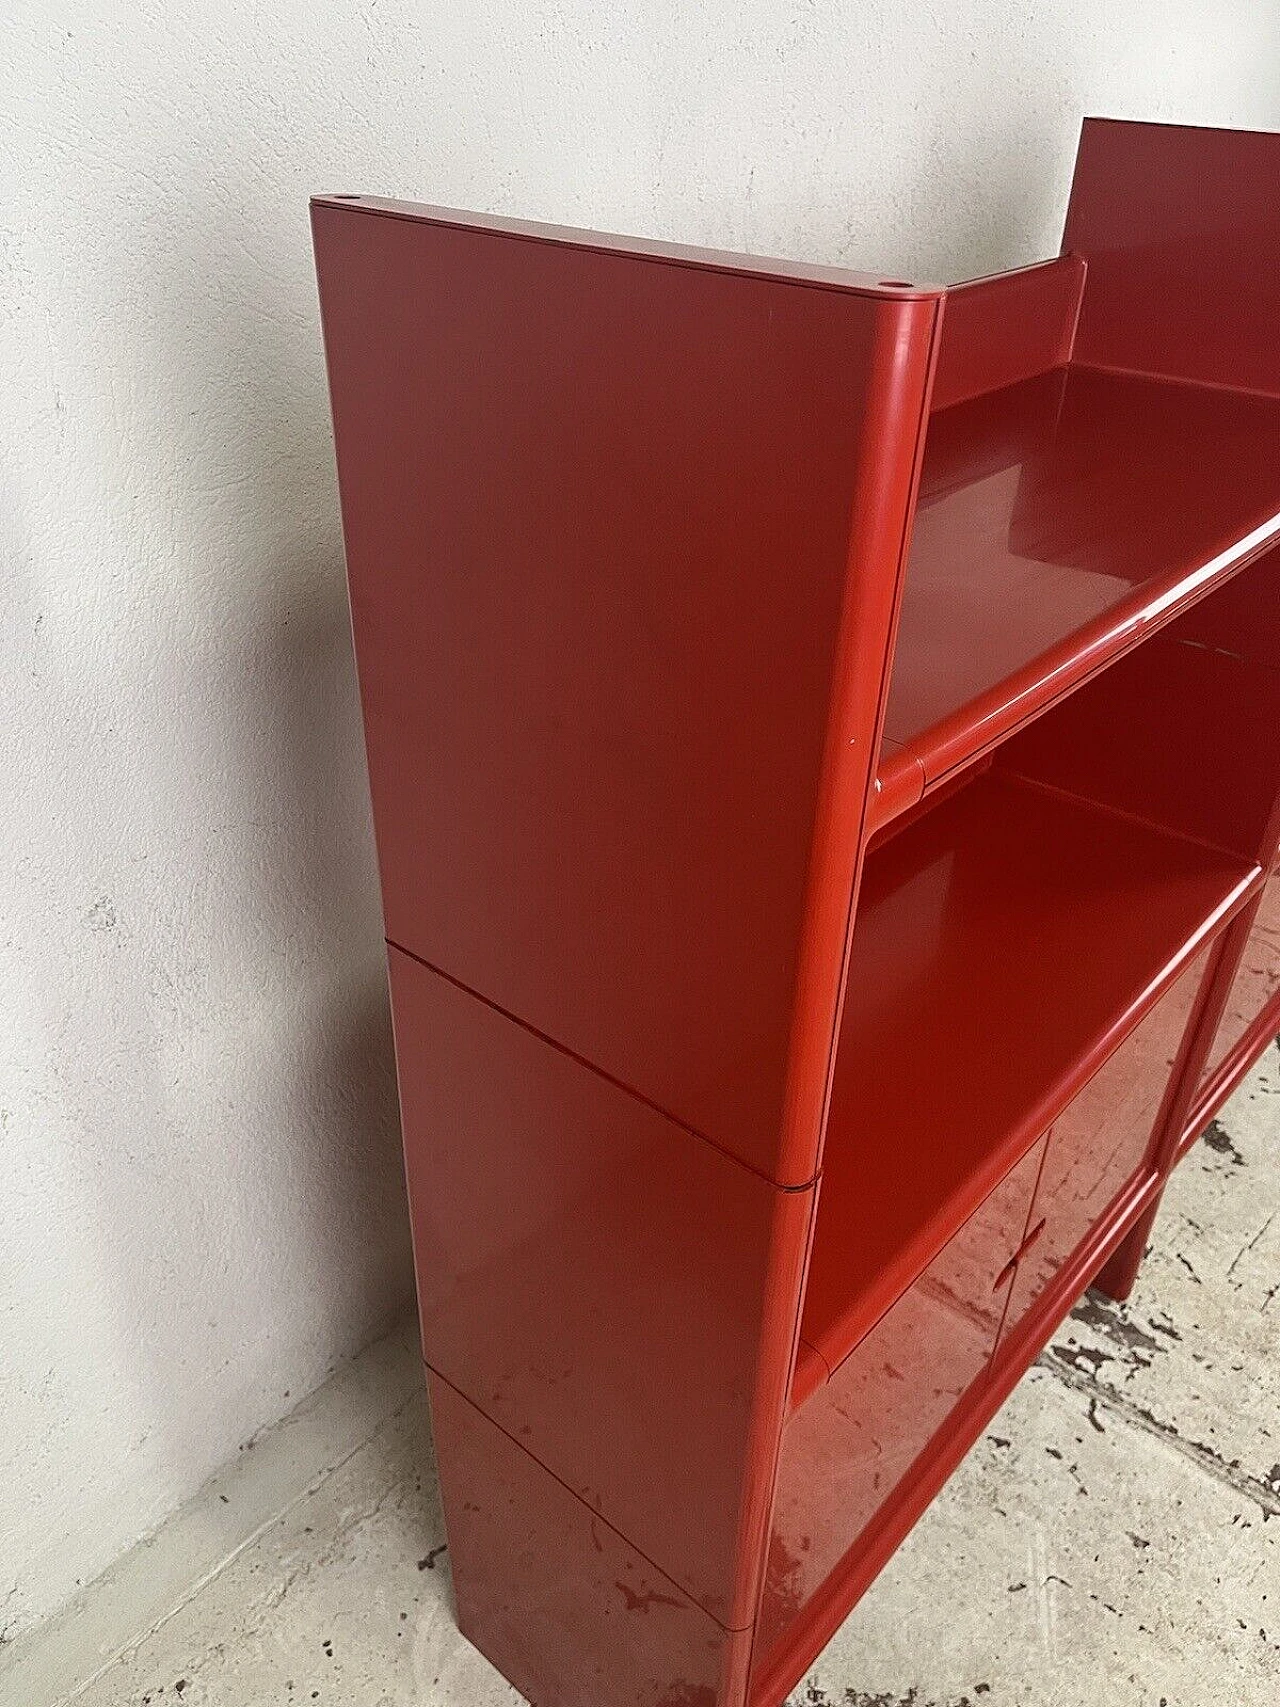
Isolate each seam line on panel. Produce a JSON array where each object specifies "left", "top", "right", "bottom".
[
  {"left": 386, "top": 937, "right": 819, "bottom": 1192},
  {"left": 425, "top": 1363, "right": 755, "bottom": 1634}
]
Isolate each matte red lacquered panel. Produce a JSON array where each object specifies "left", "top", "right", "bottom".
[
  {"left": 929, "top": 256, "right": 1085, "bottom": 413},
  {"left": 799, "top": 771, "right": 1252, "bottom": 1375},
  {"left": 313, "top": 199, "right": 939, "bottom": 1185},
  {"left": 1195, "top": 869, "right": 1280, "bottom": 1099},
  {"left": 881, "top": 366, "right": 1280, "bottom": 784},
  {"left": 759, "top": 1138, "right": 1044, "bottom": 1657},
  {"left": 1065, "top": 118, "right": 1280, "bottom": 396},
  {"left": 428, "top": 1372, "right": 754, "bottom": 1707},
  {"left": 998, "top": 945, "right": 1213, "bottom": 1346},
  {"left": 388, "top": 947, "right": 813, "bottom": 1629}
]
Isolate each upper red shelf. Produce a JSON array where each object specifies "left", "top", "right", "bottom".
[{"left": 875, "top": 364, "right": 1280, "bottom": 824}]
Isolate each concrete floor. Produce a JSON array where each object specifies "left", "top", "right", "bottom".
[{"left": 5, "top": 1057, "right": 1278, "bottom": 1707}]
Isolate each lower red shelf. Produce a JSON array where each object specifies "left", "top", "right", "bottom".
[{"left": 798, "top": 767, "right": 1256, "bottom": 1394}]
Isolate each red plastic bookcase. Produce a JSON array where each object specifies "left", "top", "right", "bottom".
[{"left": 311, "top": 119, "right": 1280, "bottom": 1707}]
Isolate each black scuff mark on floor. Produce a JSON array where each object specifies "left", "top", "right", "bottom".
[
  {"left": 1147, "top": 1312, "right": 1182, "bottom": 1341},
  {"left": 1039, "top": 1353, "right": 1280, "bottom": 1518},
  {"left": 795, "top": 1689, "right": 994, "bottom": 1706},
  {"left": 1203, "top": 1118, "right": 1247, "bottom": 1166},
  {"left": 1065, "top": 1292, "right": 1170, "bottom": 1364},
  {"left": 1226, "top": 1212, "right": 1275, "bottom": 1287},
  {"left": 1050, "top": 1340, "right": 1114, "bottom": 1379}
]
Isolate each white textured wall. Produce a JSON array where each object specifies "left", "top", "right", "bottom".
[{"left": 3, "top": 0, "right": 1278, "bottom": 1647}]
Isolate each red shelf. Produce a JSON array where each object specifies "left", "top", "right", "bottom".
[
  {"left": 799, "top": 769, "right": 1256, "bottom": 1389},
  {"left": 875, "top": 365, "right": 1280, "bottom": 822}
]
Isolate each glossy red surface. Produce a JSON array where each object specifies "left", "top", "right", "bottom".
[
  {"left": 313, "top": 196, "right": 938, "bottom": 1187},
  {"left": 1159, "top": 542, "right": 1280, "bottom": 1156},
  {"left": 751, "top": 1166, "right": 1168, "bottom": 1707},
  {"left": 428, "top": 1372, "right": 754, "bottom": 1707},
  {"left": 929, "top": 256, "right": 1084, "bottom": 412},
  {"left": 1066, "top": 118, "right": 1280, "bottom": 396},
  {"left": 998, "top": 631, "right": 1280, "bottom": 863},
  {"left": 313, "top": 120, "right": 1280, "bottom": 1707},
  {"left": 998, "top": 947, "right": 1212, "bottom": 1346},
  {"left": 799, "top": 771, "right": 1252, "bottom": 1378},
  {"left": 388, "top": 946, "right": 814, "bottom": 1630},
  {"left": 762, "top": 1139, "right": 1044, "bottom": 1656},
  {"left": 1170, "top": 538, "right": 1280, "bottom": 671},
  {"left": 316, "top": 194, "right": 941, "bottom": 298},
  {"left": 1195, "top": 869, "right": 1280, "bottom": 1108},
  {"left": 880, "top": 365, "right": 1280, "bottom": 794}
]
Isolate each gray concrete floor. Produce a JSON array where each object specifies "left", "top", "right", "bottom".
[{"left": 5, "top": 1054, "right": 1278, "bottom": 1707}]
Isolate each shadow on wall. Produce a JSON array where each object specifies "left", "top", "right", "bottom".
[
  {"left": 136, "top": 165, "right": 419, "bottom": 1429},
  {"left": 9, "top": 154, "right": 417, "bottom": 1535}
]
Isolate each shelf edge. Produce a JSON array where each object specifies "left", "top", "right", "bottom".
[{"left": 873, "top": 510, "right": 1280, "bottom": 835}]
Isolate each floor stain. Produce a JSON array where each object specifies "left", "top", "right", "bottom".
[
  {"left": 1039, "top": 1350, "right": 1280, "bottom": 1518},
  {"left": 1203, "top": 1118, "right": 1248, "bottom": 1166}
]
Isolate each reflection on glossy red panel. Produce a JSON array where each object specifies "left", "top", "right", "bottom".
[
  {"left": 760, "top": 1141, "right": 1043, "bottom": 1658},
  {"left": 388, "top": 948, "right": 812, "bottom": 1629},
  {"left": 429, "top": 1373, "right": 753, "bottom": 1707},
  {"left": 883, "top": 367, "right": 1280, "bottom": 776},
  {"left": 801, "top": 772, "right": 1251, "bottom": 1375},
  {"left": 929, "top": 256, "right": 1085, "bottom": 413},
  {"left": 313, "top": 198, "right": 937, "bottom": 1184},
  {"left": 1197, "top": 872, "right": 1280, "bottom": 1097},
  {"left": 999, "top": 948, "right": 1211, "bottom": 1348}
]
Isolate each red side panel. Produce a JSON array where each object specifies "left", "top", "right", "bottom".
[
  {"left": 313, "top": 199, "right": 939, "bottom": 1185},
  {"left": 388, "top": 947, "right": 814, "bottom": 1630},
  {"left": 1065, "top": 118, "right": 1280, "bottom": 395},
  {"left": 999, "top": 945, "right": 1212, "bottom": 1345},
  {"left": 757, "top": 1137, "right": 1045, "bottom": 1660},
  {"left": 428, "top": 1372, "right": 754, "bottom": 1707},
  {"left": 929, "top": 256, "right": 1084, "bottom": 412}
]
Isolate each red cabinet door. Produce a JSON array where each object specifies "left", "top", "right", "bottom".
[
  {"left": 999, "top": 947, "right": 1212, "bottom": 1349},
  {"left": 758, "top": 1136, "right": 1045, "bottom": 1657},
  {"left": 1196, "top": 867, "right": 1280, "bottom": 1100}
]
